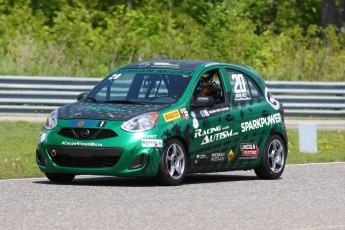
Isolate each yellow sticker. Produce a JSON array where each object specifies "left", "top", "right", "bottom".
[
  {"left": 163, "top": 109, "right": 181, "bottom": 122},
  {"left": 228, "top": 149, "right": 234, "bottom": 161}
]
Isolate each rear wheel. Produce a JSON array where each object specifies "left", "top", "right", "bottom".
[
  {"left": 255, "top": 135, "right": 286, "bottom": 179},
  {"left": 155, "top": 139, "right": 186, "bottom": 186},
  {"left": 45, "top": 173, "right": 75, "bottom": 183}
]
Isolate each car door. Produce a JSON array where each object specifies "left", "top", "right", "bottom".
[
  {"left": 224, "top": 68, "right": 269, "bottom": 166},
  {"left": 188, "top": 67, "right": 239, "bottom": 171}
]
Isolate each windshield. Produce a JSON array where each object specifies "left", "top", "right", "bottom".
[{"left": 87, "top": 69, "right": 192, "bottom": 104}]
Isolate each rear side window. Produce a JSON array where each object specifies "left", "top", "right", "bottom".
[{"left": 226, "top": 69, "right": 262, "bottom": 102}]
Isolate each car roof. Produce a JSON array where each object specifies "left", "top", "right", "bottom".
[
  {"left": 119, "top": 60, "right": 260, "bottom": 79},
  {"left": 120, "top": 60, "right": 215, "bottom": 71}
]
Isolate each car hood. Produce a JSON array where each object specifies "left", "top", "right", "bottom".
[{"left": 58, "top": 102, "right": 170, "bottom": 121}]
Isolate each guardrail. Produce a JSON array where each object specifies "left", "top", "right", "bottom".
[{"left": 0, "top": 76, "right": 344, "bottom": 117}]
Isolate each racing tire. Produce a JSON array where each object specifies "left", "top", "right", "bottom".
[
  {"left": 45, "top": 173, "right": 75, "bottom": 183},
  {"left": 255, "top": 134, "right": 286, "bottom": 179},
  {"left": 155, "top": 139, "right": 187, "bottom": 186}
]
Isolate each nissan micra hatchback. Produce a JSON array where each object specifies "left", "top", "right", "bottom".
[{"left": 36, "top": 60, "right": 288, "bottom": 185}]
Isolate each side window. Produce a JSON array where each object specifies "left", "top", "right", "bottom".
[
  {"left": 247, "top": 77, "right": 262, "bottom": 99},
  {"left": 193, "top": 69, "right": 225, "bottom": 104},
  {"left": 226, "top": 69, "right": 262, "bottom": 102}
]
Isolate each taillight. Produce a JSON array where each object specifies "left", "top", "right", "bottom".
[{"left": 281, "top": 103, "right": 285, "bottom": 118}]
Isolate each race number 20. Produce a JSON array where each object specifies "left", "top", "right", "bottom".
[{"left": 232, "top": 74, "right": 250, "bottom": 101}]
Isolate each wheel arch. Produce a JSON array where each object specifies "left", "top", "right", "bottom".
[
  {"left": 166, "top": 135, "right": 190, "bottom": 156},
  {"left": 269, "top": 130, "right": 288, "bottom": 156},
  {"left": 164, "top": 135, "right": 191, "bottom": 170}
]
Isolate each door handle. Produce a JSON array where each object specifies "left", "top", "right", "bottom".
[
  {"left": 261, "top": 110, "right": 270, "bottom": 117},
  {"left": 225, "top": 114, "right": 235, "bottom": 122}
]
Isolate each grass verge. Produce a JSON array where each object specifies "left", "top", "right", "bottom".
[{"left": 0, "top": 121, "right": 344, "bottom": 179}]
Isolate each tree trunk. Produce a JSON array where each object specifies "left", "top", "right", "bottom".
[
  {"left": 321, "top": 0, "right": 337, "bottom": 27},
  {"left": 128, "top": 0, "right": 133, "bottom": 9},
  {"left": 339, "top": 0, "right": 345, "bottom": 32}
]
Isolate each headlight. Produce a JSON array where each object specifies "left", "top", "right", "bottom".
[
  {"left": 39, "top": 132, "right": 46, "bottom": 143},
  {"left": 121, "top": 112, "right": 159, "bottom": 132},
  {"left": 45, "top": 109, "right": 58, "bottom": 130}
]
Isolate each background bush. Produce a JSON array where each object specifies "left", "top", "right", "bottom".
[{"left": 0, "top": 0, "right": 344, "bottom": 81}]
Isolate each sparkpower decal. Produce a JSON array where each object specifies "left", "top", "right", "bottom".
[
  {"left": 194, "top": 126, "right": 238, "bottom": 145},
  {"left": 241, "top": 113, "right": 282, "bottom": 132},
  {"left": 163, "top": 110, "right": 181, "bottom": 122}
]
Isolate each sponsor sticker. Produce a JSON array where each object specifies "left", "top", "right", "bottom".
[
  {"left": 180, "top": 107, "right": 189, "bottom": 120},
  {"left": 227, "top": 149, "right": 234, "bottom": 161},
  {"left": 70, "top": 120, "right": 97, "bottom": 127},
  {"left": 142, "top": 139, "right": 163, "bottom": 147},
  {"left": 191, "top": 112, "right": 199, "bottom": 129},
  {"left": 210, "top": 152, "right": 225, "bottom": 162},
  {"left": 240, "top": 143, "right": 259, "bottom": 159},
  {"left": 163, "top": 110, "right": 181, "bottom": 122},
  {"left": 97, "top": 121, "right": 107, "bottom": 127},
  {"left": 265, "top": 87, "right": 280, "bottom": 110},
  {"left": 109, "top": 73, "right": 122, "bottom": 80},
  {"left": 200, "top": 110, "right": 209, "bottom": 117},
  {"left": 61, "top": 141, "right": 103, "bottom": 147},
  {"left": 194, "top": 154, "right": 208, "bottom": 164},
  {"left": 208, "top": 107, "right": 229, "bottom": 114},
  {"left": 143, "top": 134, "right": 157, "bottom": 139}
]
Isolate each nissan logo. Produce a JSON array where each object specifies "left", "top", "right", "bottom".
[{"left": 80, "top": 129, "right": 90, "bottom": 138}]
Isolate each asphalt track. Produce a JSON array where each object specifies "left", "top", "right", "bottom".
[{"left": 0, "top": 162, "right": 344, "bottom": 230}]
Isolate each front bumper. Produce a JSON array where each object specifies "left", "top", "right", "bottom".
[{"left": 36, "top": 122, "right": 163, "bottom": 177}]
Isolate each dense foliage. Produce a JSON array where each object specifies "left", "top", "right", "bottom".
[{"left": 0, "top": 0, "right": 344, "bottom": 81}]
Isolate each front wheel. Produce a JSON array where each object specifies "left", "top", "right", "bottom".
[
  {"left": 155, "top": 139, "right": 187, "bottom": 186},
  {"left": 45, "top": 173, "right": 75, "bottom": 183},
  {"left": 255, "top": 135, "right": 287, "bottom": 179}
]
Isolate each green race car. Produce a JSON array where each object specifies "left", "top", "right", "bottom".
[{"left": 36, "top": 60, "right": 288, "bottom": 185}]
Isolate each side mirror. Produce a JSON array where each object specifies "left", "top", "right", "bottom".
[
  {"left": 191, "top": 96, "right": 215, "bottom": 108},
  {"left": 77, "top": 92, "right": 87, "bottom": 101}
]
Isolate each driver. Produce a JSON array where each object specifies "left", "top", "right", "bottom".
[{"left": 194, "top": 75, "right": 222, "bottom": 103}]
